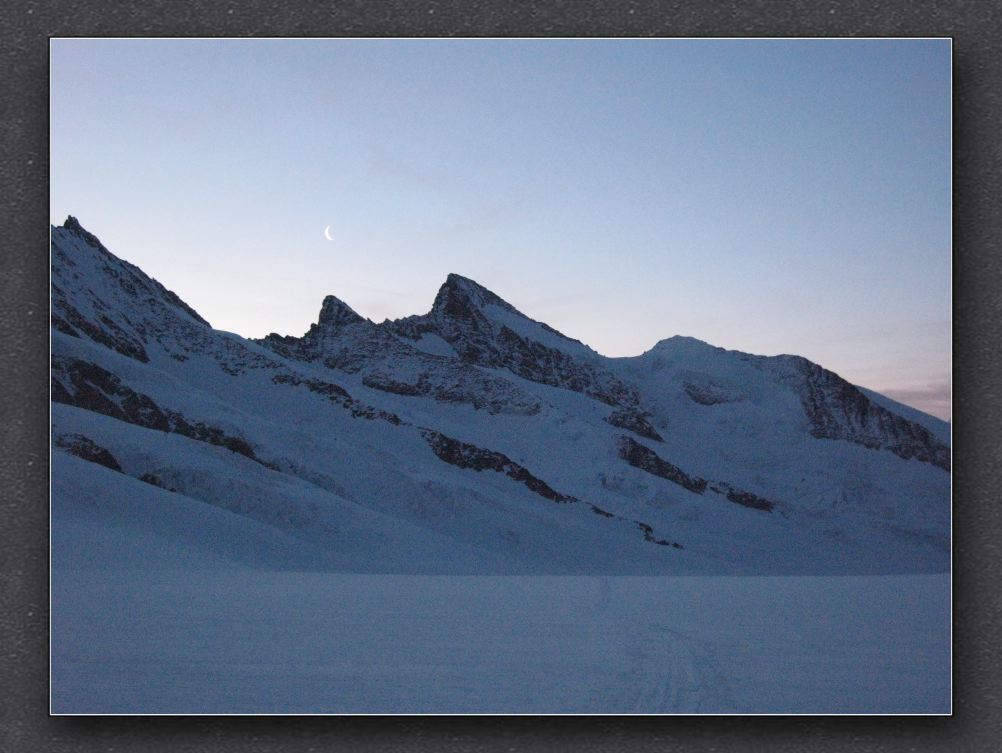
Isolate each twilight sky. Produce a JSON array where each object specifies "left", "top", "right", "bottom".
[{"left": 50, "top": 38, "right": 951, "bottom": 420}]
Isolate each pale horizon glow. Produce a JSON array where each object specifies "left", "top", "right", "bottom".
[{"left": 50, "top": 38, "right": 951, "bottom": 420}]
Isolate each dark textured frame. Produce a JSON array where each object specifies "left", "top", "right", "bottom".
[{"left": 2, "top": 2, "right": 999, "bottom": 751}]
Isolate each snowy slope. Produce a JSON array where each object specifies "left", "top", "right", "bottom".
[
  {"left": 51, "top": 569, "right": 950, "bottom": 713},
  {"left": 51, "top": 217, "right": 951, "bottom": 575}
]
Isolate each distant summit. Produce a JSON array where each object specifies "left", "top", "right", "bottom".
[
  {"left": 316, "top": 295, "right": 365, "bottom": 331},
  {"left": 430, "top": 273, "right": 514, "bottom": 318}
]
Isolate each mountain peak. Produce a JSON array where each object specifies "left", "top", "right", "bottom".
[
  {"left": 431, "top": 273, "right": 512, "bottom": 321},
  {"left": 659, "top": 335, "right": 709, "bottom": 346},
  {"left": 645, "top": 336, "right": 716, "bottom": 355},
  {"left": 317, "top": 295, "right": 364, "bottom": 330},
  {"left": 441, "top": 273, "right": 502, "bottom": 299},
  {"left": 59, "top": 215, "right": 105, "bottom": 250}
]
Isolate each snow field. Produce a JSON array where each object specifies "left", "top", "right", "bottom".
[{"left": 51, "top": 569, "right": 950, "bottom": 714}]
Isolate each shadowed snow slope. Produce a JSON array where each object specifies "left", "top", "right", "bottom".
[
  {"left": 52, "top": 217, "right": 950, "bottom": 575},
  {"left": 51, "top": 570, "right": 950, "bottom": 713}
]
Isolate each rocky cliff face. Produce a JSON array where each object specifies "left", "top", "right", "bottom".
[
  {"left": 50, "top": 217, "right": 951, "bottom": 575},
  {"left": 387, "top": 274, "right": 643, "bottom": 408},
  {"left": 775, "top": 355, "right": 950, "bottom": 471},
  {"left": 52, "top": 217, "right": 190, "bottom": 364},
  {"left": 260, "top": 295, "right": 543, "bottom": 417}
]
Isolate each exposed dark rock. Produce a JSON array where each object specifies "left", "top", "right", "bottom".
[
  {"left": 51, "top": 312, "right": 79, "bottom": 337},
  {"left": 616, "top": 435, "right": 708, "bottom": 494},
  {"left": 259, "top": 296, "right": 373, "bottom": 369},
  {"left": 422, "top": 430, "right": 576, "bottom": 503},
  {"left": 683, "top": 381, "right": 733, "bottom": 406},
  {"left": 316, "top": 295, "right": 365, "bottom": 331},
  {"left": 709, "top": 482, "right": 776, "bottom": 513},
  {"left": 604, "top": 408, "right": 663, "bottom": 441},
  {"left": 259, "top": 333, "right": 306, "bottom": 361},
  {"left": 635, "top": 521, "right": 683, "bottom": 548},
  {"left": 54, "top": 433, "right": 123, "bottom": 473},
  {"left": 51, "top": 295, "right": 150, "bottom": 363},
  {"left": 423, "top": 432, "right": 684, "bottom": 550},
  {"left": 260, "top": 275, "right": 627, "bottom": 417},
  {"left": 62, "top": 215, "right": 104, "bottom": 247},
  {"left": 618, "top": 435, "right": 774, "bottom": 513},
  {"left": 272, "top": 372, "right": 351, "bottom": 399},
  {"left": 51, "top": 378, "right": 74, "bottom": 405},
  {"left": 362, "top": 368, "right": 541, "bottom": 416},
  {"left": 361, "top": 373, "right": 424, "bottom": 397},
  {"left": 780, "top": 356, "right": 950, "bottom": 471},
  {"left": 257, "top": 295, "right": 544, "bottom": 416},
  {"left": 494, "top": 325, "right": 637, "bottom": 407},
  {"left": 387, "top": 275, "right": 640, "bottom": 410},
  {"left": 271, "top": 372, "right": 402, "bottom": 424},
  {"left": 139, "top": 472, "right": 176, "bottom": 492},
  {"left": 52, "top": 356, "right": 272, "bottom": 467},
  {"left": 52, "top": 356, "right": 146, "bottom": 424},
  {"left": 59, "top": 216, "right": 210, "bottom": 327},
  {"left": 161, "top": 288, "right": 211, "bottom": 327},
  {"left": 262, "top": 309, "right": 405, "bottom": 374}
]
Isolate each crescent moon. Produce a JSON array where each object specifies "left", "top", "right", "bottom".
[{"left": 323, "top": 225, "right": 334, "bottom": 242}]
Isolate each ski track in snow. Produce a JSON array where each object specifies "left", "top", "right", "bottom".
[
  {"left": 51, "top": 570, "right": 951, "bottom": 714},
  {"left": 603, "top": 615, "right": 735, "bottom": 713}
]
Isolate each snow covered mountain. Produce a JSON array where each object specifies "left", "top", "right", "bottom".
[{"left": 51, "top": 217, "right": 951, "bottom": 575}]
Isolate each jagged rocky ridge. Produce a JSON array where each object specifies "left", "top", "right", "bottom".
[
  {"left": 263, "top": 293, "right": 543, "bottom": 416},
  {"left": 50, "top": 217, "right": 951, "bottom": 575},
  {"left": 777, "top": 355, "right": 950, "bottom": 471}
]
